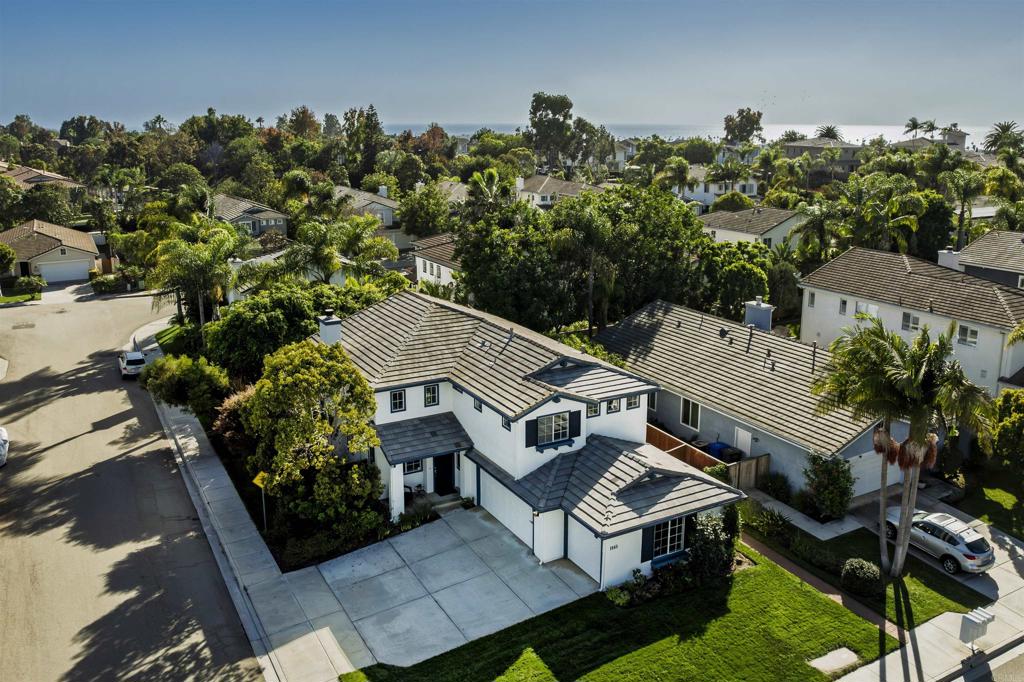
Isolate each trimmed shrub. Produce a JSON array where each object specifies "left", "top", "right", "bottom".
[
  {"left": 605, "top": 586, "right": 631, "bottom": 607},
  {"left": 841, "top": 558, "right": 883, "bottom": 597},
  {"left": 14, "top": 275, "right": 46, "bottom": 294},
  {"left": 141, "top": 355, "right": 230, "bottom": 426},
  {"left": 212, "top": 386, "right": 257, "bottom": 458},
  {"left": 751, "top": 507, "right": 792, "bottom": 543},
  {"left": 804, "top": 453, "right": 855, "bottom": 520},
  {"left": 758, "top": 471, "right": 792, "bottom": 504},
  {"left": 722, "top": 504, "right": 741, "bottom": 544},
  {"left": 791, "top": 488, "right": 817, "bottom": 517},
  {"left": 90, "top": 274, "right": 124, "bottom": 294},
  {"left": 687, "top": 514, "right": 734, "bottom": 585},
  {"left": 703, "top": 463, "right": 730, "bottom": 484},
  {"left": 88, "top": 268, "right": 101, "bottom": 281}
]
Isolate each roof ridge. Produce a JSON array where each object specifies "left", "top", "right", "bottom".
[
  {"left": 374, "top": 295, "right": 449, "bottom": 382},
  {"left": 994, "top": 287, "right": 1018, "bottom": 327}
]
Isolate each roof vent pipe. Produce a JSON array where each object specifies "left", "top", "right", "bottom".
[
  {"left": 746, "top": 324, "right": 754, "bottom": 353},
  {"left": 811, "top": 341, "right": 818, "bottom": 373}
]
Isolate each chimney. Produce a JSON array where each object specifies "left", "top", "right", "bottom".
[
  {"left": 515, "top": 176, "right": 525, "bottom": 192},
  {"left": 377, "top": 185, "right": 388, "bottom": 198},
  {"left": 937, "top": 249, "right": 963, "bottom": 272},
  {"left": 414, "top": 181, "right": 424, "bottom": 191},
  {"left": 744, "top": 296, "right": 775, "bottom": 332},
  {"left": 318, "top": 309, "right": 342, "bottom": 345}
]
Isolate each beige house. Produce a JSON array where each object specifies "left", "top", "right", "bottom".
[
  {"left": 0, "top": 220, "right": 100, "bottom": 282},
  {"left": 782, "top": 137, "right": 864, "bottom": 174}
]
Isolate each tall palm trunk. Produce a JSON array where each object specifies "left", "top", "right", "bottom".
[
  {"left": 196, "top": 290, "right": 207, "bottom": 348},
  {"left": 890, "top": 434, "right": 936, "bottom": 576},
  {"left": 587, "top": 251, "right": 595, "bottom": 339},
  {"left": 956, "top": 205, "right": 967, "bottom": 250},
  {"left": 874, "top": 423, "right": 894, "bottom": 574}
]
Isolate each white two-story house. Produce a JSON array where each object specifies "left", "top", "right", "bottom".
[
  {"left": 800, "top": 247, "right": 1024, "bottom": 394},
  {"left": 675, "top": 164, "right": 760, "bottom": 215},
  {"left": 698, "top": 207, "right": 805, "bottom": 249},
  {"left": 315, "top": 292, "right": 743, "bottom": 589},
  {"left": 413, "top": 233, "right": 460, "bottom": 286}
]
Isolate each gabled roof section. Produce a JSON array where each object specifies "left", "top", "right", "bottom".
[
  {"left": 0, "top": 220, "right": 99, "bottom": 260},
  {"left": 212, "top": 193, "right": 287, "bottom": 222},
  {"left": 529, "top": 359, "right": 656, "bottom": 402},
  {"left": 698, "top": 207, "right": 800, "bottom": 236},
  {"left": 801, "top": 247, "right": 1024, "bottom": 330},
  {"left": 413, "top": 233, "right": 460, "bottom": 270},
  {"left": 2, "top": 164, "right": 83, "bottom": 190},
  {"left": 437, "top": 180, "right": 468, "bottom": 204},
  {"left": 959, "top": 230, "right": 1024, "bottom": 274},
  {"left": 375, "top": 412, "right": 472, "bottom": 465},
  {"left": 334, "top": 185, "right": 400, "bottom": 210},
  {"left": 332, "top": 291, "right": 655, "bottom": 418},
  {"left": 520, "top": 175, "right": 605, "bottom": 197},
  {"left": 596, "top": 300, "right": 874, "bottom": 454},
  {"left": 783, "top": 136, "right": 863, "bottom": 149},
  {"left": 511, "top": 435, "right": 744, "bottom": 536}
]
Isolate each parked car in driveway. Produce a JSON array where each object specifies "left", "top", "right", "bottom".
[
  {"left": 0, "top": 426, "right": 8, "bottom": 467},
  {"left": 885, "top": 507, "right": 994, "bottom": 574},
  {"left": 118, "top": 351, "right": 146, "bottom": 379}
]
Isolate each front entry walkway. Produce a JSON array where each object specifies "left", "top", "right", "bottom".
[{"left": 317, "top": 506, "right": 598, "bottom": 668}]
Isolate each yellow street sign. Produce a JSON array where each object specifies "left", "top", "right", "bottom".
[{"left": 253, "top": 471, "right": 269, "bottom": 489}]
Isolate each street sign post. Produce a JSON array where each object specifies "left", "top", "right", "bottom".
[{"left": 253, "top": 471, "right": 269, "bottom": 532}]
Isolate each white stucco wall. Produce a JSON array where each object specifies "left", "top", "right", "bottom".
[
  {"left": 800, "top": 286, "right": 1012, "bottom": 394},
  {"left": 601, "top": 529, "right": 648, "bottom": 589},
  {"left": 415, "top": 256, "right": 456, "bottom": 286},
  {"left": 567, "top": 516, "right": 601, "bottom": 582},
  {"left": 479, "top": 470, "right": 533, "bottom": 546},
  {"left": 534, "top": 509, "right": 565, "bottom": 563},
  {"left": 374, "top": 381, "right": 457, "bottom": 426},
  {"left": 460, "top": 457, "right": 478, "bottom": 501}
]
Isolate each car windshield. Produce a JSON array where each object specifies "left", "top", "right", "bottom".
[
  {"left": 965, "top": 537, "right": 991, "bottom": 554},
  {"left": 126, "top": 358, "right": 145, "bottom": 366}
]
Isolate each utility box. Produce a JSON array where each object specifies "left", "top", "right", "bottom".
[{"left": 960, "top": 607, "right": 995, "bottom": 653}]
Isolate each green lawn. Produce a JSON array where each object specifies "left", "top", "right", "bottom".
[
  {"left": 340, "top": 545, "right": 898, "bottom": 682},
  {"left": 0, "top": 292, "right": 39, "bottom": 304},
  {"left": 154, "top": 323, "right": 195, "bottom": 356},
  {"left": 749, "top": 527, "right": 987, "bottom": 628},
  {"left": 959, "top": 462, "right": 1024, "bottom": 538}
]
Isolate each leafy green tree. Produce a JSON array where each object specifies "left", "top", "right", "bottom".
[
  {"left": 141, "top": 355, "right": 231, "bottom": 426},
  {"left": 766, "top": 257, "right": 801, "bottom": 320},
  {"left": 360, "top": 171, "right": 400, "bottom": 200},
  {"left": 243, "top": 340, "right": 381, "bottom": 524},
  {"left": 0, "top": 176, "right": 24, "bottom": 229},
  {"left": 723, "top": 107, "right": 764, "bottom": 145},
  {"left": 939, "top": 168, "right": 985, "bottom": 249},
  {"left": 551, "top": 193, "right": 615, "bottom": 335},
  {"left": 718, "top": 261, "right": 768, "bottom": 320},
  {"left": 342, "top": 105, "right": 390, "bottom": 185},
  {"left": 286, "top": 105, "right": 321, "bottom": 139},
  {"left": 762, "top": 187, "right": 803, "bottom": 210},
  {"left": 991, "top": 390, "right": 1024, "bottom": 472},
  {"left": 205, "top": 283, "right": 318, "bottom": 383},
  {"left": 17, "top": 183, "right": 74, "bottom": 225},
  {"left": 674, "top": 137, "right": 717, "bottom": 165},
  {"left": 803, "top": 453, "right": 855, "bottom": 520},
  {"left": 633, "top": 135, "right": 674, "bottom": 172},
  {"left": 710, "top": 190, "right": 755, "bottom": 213},
  {"left": 397, "top": 182, "right": 451, "bottom": 237},
  {"left": 528, "top": 92, "right": 574, "bottom": 169},
  {"left": 157, "top": 162, "right": 207, "bottom": 191},
  {"left": 150, "top": 225, "right": 237, "bottom": 328},
  {"left": 0, "top": 242, "right": 15, "bottom": 278}
]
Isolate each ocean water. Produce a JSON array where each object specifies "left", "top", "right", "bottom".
[{"left": 385, "top": 122, "right": 990, "bottom": 147}]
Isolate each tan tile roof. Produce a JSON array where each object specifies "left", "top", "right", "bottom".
[
  {"left": 699, "top": 207, "right": 800, "bottom": 236},
  {"left": 520, "top": 175, "right": 605, "bottom": 197},
  {"left": 0, "top": 220, "right": 99, "bottom": 260},
  {"left": 414, "top": 233, "right": 459, "bottom": 270},
  {"left": 959, "top": 230, "right": 1024, "bottom": 274},
  {"left": 212, "top": 193, "right": 286, "bottom": 222},
  {"left": 2, "top": 165, "right": 83, "bottom": 191}
]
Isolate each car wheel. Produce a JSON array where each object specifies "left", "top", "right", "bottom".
[
  {"left": 885, "top": 523, "right": 897, "bottom": 540},
  {"left": 941, "top": 555, "right": 960, "bottom": 575}
]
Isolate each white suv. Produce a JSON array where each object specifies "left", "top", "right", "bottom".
[
  {"left": 886, "top": 507, "right": 994, "bottom": 574},
  {"left": 118, "top": 351, "right": 146, "bottom": 379}
]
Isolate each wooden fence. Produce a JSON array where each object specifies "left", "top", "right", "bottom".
[{"left": 645, "top": 423, "right": 770, "bottom": 491}]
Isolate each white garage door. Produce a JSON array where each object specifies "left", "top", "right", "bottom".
[
  {"left": 567, "top": 516, "right": 601, "bottom": 581},
  {"left": 846, "top": 451, "right": 903, "bottom": 497},
  {"left": 479, "top": 471, "right": 534, "bottom": 546},
  {"left": 37, "top": 260, "right": 91, "bottom": 283}
]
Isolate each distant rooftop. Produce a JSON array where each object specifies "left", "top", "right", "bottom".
[
  {"left": 959, "top": 230, "right": 1024, "bottom": 274},
  {"left": 698, "top": 207, "right": 800, "bottom": 236}
]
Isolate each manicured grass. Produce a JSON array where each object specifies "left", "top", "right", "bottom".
[
  {"left": 959, "top": 462, "right": 1024, "bottom": 538},
  {"left": 749, "top": 527, "right": 987, "bottom": 628},
  {"left": 340, "top": 545, "right": 898, "bottom": 682},
  {"left": 0, "top": 292, "right": 39, "bottom": 304},
  {"left": 155, "top": 324, "right": 192, "bottom": 356}
]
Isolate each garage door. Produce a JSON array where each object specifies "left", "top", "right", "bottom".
[
  {"left": 37, "top": 260, "right": 91, "bottom": 283},
  {"left": 847, "top": 451, "right": 903, "bottom": 497},
  {"left": 479, "top": 471, "right": 534, "bottom": 546}
]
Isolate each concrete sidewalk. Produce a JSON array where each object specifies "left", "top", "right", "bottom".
[{"left": 132, "top": 320, "right": 363, "bottom": 682}]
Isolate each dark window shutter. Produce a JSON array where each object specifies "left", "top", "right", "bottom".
[
  {"left": 641, "top": 526, "right": 654, "bottom": 562},
  {"left": 525, "top": 419, "right": 538, "bottom": 447},
  {"left": 569, "top": 410, "right": 581, "bottom": 438}
]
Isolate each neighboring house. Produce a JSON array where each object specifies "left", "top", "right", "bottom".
[
  {"left": 336, "top": 184, "right": 416, "bottom": 250},
  {"left": 799, "top": 247, "right": 1024, "bottom": 394},
  {"left": 608, "top": 139, "right": 639, "bottom": 172},
  {"left": 437, "top": 180, "right": 469, "bottom": 205},
  {"left": 940, "top": 230, "right": 1024, "bottom": 288},
  {"left": 677, "top": 164, "right": 759, "bottom": 214},
  {"left": 225, "top": 246, "right": 352, "bottom": 303},
  {"left": 715, "top": 143, "right": 760, "bottom": 164},
  {"left": 889, "top": 136, "right": 998, "bottom": 167},
  {"left": 315, "top": 292, "right": 744, "bottom": 589},
  {"left": 782, "top": 137, "right": 864, "bottom": 174},
  {"left": 516, "top": 175, "right": 605, "bottom": 209},
  {"left": 0, "top": 219, "right": 100, "bottom": 282},
  {"left": 212, "top": 193, "right": 288, "bottom": 237},
  {"left": 451, "top": 136, "right": 471, "bottom": 156},
  {"left": 413, "top": 233, "right": 460, "bottom": 286},
  {"left": 1, "top": 163, "right": 84, "bottom": 191},
  {"left": 698, "top": 207, "right": 805, "bottom": 249},
  {"left": 597, "top": 299, "right": 899, "bottom": 497}
]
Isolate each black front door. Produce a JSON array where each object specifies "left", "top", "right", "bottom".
[
  {"left": 434, "top": 453, "right": 455, "bottom": 495},
  {"left": 19, "top": 262, "right": 30, "bottom": 276}
]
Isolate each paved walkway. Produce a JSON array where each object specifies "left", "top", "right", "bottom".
[{"left": 748, "top": 489, "right": 862, "bottom": 540}]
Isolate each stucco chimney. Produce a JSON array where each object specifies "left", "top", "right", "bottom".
[
  {"left": 318, "top": 309, "right": 342, "bottom": 345},
  {"left": 515, "top": 176, "right": 525, "bottom": 192},
  {"left": 744, "top": 296, "right": 775, "bottom": 332},
  {"left": 937, "top": 249, "right": 963, "bottom": 272},
  {"left": 377, "top": 185, "right": 388, "bottom": 198}
]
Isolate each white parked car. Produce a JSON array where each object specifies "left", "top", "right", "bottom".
[
  {"left": 118, "top": 351, "right": 146, "bottom": 379},
  {"left": 885, "top": 507, "right": 994, "bottom": 574},
  {"left": 0, "top": 427, "right": 8, "bottom": 467}
]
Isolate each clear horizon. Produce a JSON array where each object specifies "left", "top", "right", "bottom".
[{"left": 2, "top": 0, "right": 1021, "bottom": 131}]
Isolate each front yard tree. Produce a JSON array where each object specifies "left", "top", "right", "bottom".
[
  {"left": 550, "top": 193, "right": 615, "bottom": 336},
  {"left": 150, "top": 225, "right": 237, "bottom": 329},
  {"left": 243, "top": 340, "right": 381, "bottom": 524},
  {"left": 528, "top": 92, "right": 574, "bottom": 169},
  {"left": 397, "top": 182, "right": 451, "bottom": 237}
]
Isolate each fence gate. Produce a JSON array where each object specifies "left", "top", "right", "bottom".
[{"left": 729, "top": 454, "right": 770, "bottom": 490}]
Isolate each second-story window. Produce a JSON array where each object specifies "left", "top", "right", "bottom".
[
  {"left": 587, "top": 403, "right": 600, "bottom": 418},
  {"left": 538, "top": 412, "right": 569, "bottom": 445},
  {"left": 424, "top": 383, "right": 439, "bottom": 407},
  {"left": 901, "top": 312, "right": 920, "bottom": 332},
  {"left": 390, "top": 389, "right": 406, "bottom": 413},
  {"left": 627, "top": 395, "right": 640, "bottom": 410},
  {"left": 808, "top": 291, "right": 815, "bottom": 308},
  {"left": 606, "top": 398, "right": 621, "bottom": 413},
  {"left": 839, "top": 299, "right": 848, "bottom": 315},
  {"left": 957, "top": 324, "right": 979, "bottom": 347},
  {"left": 649, "top": 392, "right": 658, "bottom": 411},
  {"left": 474, "top": 397, "right": 483, "bottom": 412},
  {"left": 502, "top": 416, "right": 511, "bottom": 431}
]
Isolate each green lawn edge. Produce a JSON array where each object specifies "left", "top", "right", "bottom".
[{"left": 339, "top": 544, "right": 898, "bottom": 682}]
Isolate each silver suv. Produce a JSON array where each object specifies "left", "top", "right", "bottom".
[{"left": 885, "top": 507, "right": 994, "bottom": 574}]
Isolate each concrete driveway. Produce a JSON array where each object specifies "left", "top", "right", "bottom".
[
  {"left": 0, "top": 293, "right": 259, "bottom": 681},
  {"left": 40, "top": 281, "right": 94, "bottom": 304},
  {"left": 312, "top": 507, "right": 598, "bottom": 668}
]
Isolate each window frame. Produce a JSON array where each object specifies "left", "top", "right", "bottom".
[
  {"left": 680, "top": 397, "right": 700, "bottom": 429},
  {"left": 957, "top": 324, "right": 979, "bottom": 347},
  {"left": 606, "top": 398, "right": 621, "bottom": 413},
  {"left": 808, "top": 291, "right": 815, "bottom": 308},
  {"left": 652, "top": 517, "right": 684, "bottom": 558},
  {"left": 473, "top": 397, "right": 483, "bottom": 412},
  {"left": 390, "top": 389, "right": 406, "bottom": 413},
  {"left": 586, "top": 402, "right": 600, "bottom": 418},
  {"left": 502, "top": 416, "right": 511, "bottom": 431},
  {"left": 626, "top": 395, "right": 640, "bottom": 410},
  {"left": 839, "top": 298, "right": 847, "bottom": 315},
  {"left": 423, "top": 383, "right": 439, "bottom": 407},
  {"left": 403, "top": 460, "right": 423, "bottom": 474},
  {"left": 901, "top": 312, "right": 920, "bottom": 332},
  {"left": 648, "top": 392, "right": 658, "bottom": 412},
  {"left": 537, "top": 412, "right": 570, "bottom": 446}
]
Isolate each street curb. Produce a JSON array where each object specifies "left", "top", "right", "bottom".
[{"left": 128, "top": 321, "right": 284, "bottom": 682}]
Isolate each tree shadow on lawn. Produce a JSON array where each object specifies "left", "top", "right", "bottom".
[{"left": 890, "top": 578, "right": 925, "bottom": 682}]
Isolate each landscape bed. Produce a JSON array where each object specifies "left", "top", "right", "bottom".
[{"left": 340, "top": 545, "right": 898, "bottom": 682}]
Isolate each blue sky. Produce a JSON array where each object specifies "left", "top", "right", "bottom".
[{"left": 1, "top": 0, "right": 1021, "bottom": 131}]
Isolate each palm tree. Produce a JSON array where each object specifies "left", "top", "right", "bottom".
[
  {"left": 550, "top": 195, "right": 614, "bottom": 337},
  {"left": 813, "top": 317, "right": 912, "bottom": 573},
  {"left": 466, "top": 168, "right": 513, "bottom": 218},
  {"left": 940, "top": 168, "right": 986, "bottom": 249},
  {"left": 335, "top": 214, "right": 399, "bottom": 275},
  {"left": 256, "top": 116, "right": 265, "bottom": 129},
  {"left": 984, "top": 121, "right": 1023, "bottom": 153},
  {"left": 654, "top": 156, "right": 691, "bottom": 195},
  {"left": 816, "top": 125, "right": 843, "bottom": 141},
  {"left": 707, "top": 158, "right": 751, "bottom": 192},
  {"left": 921, "top": 120, "right": 938, "bottom": 140},
  {"left": 791, "top": 200, "right": 838, "bottom": 267},
  {"left": 150, "top": 227, "right": 237, "bottom": 333},
  {"left": 904, "top": 117, "right": 922, "bottom": 139},
  {"left": 819, "top": 146, "right": 842, "bottom": 183}
]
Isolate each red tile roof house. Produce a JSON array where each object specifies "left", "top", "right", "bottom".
[{"left": 0, "top": 220, "right": 100, "bottom": 283}]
